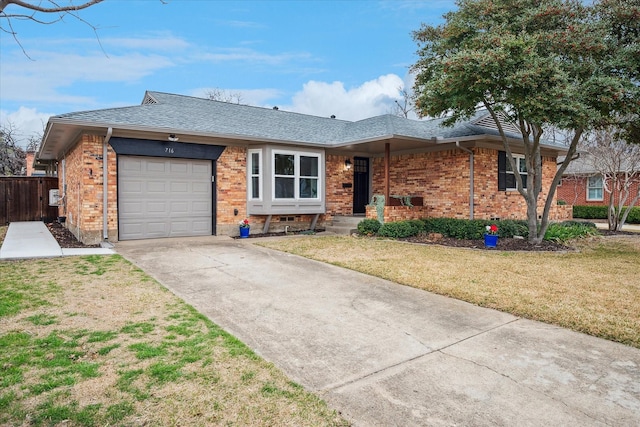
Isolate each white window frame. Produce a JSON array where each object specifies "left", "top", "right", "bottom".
[
  {"left": 272, "top": 150, "right": 321, "bottom": 200},
  {"left": 506, "top": 154, "right": 527, "bottom": 191},
  {"left": 587, "top": 175, "right": 604, "bottom": 201},
  {"left": 248, "top": 149, "right": 262, "bottom": 200}
]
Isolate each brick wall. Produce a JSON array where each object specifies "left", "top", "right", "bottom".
[
  {"left": 215, "top": 146, "right": 328, "bottom": 236},
  {"left": 558, "top": 174, "right": 640, "bottom": 207},
  {"left": 25, "top": 152, "right": 35, "bottom": 176},
  {"left": 63, "top": 141, "right": 332, "bottom": 242},
  {"left": 58, "top": 134, "right": 117, "bottom": 244},
  {"left": 325, "top": 154, "right": 354, "bottom": 219},
  {"left": 370, "top": 148, "right": 571, "bottom": 222},
  {"left": 365, "top": 205, "right": 431, "bottom": 222}
]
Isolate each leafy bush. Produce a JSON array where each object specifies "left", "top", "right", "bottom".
[
  {"left": 361, "top": 217, "right": 601, "bottom": 242},
  {"left": 573, "top": 205, "right": 608, "bottom": 219},
  {"left": 491, "top": 220, "right": 529, "bottom": 238},
  {"left": 377, "top": 220, "right": 423, "bottom": 238},
  {"left": 421, "top": 218, "right": 528, "bottom": 239},
  {"left": 357, "top": 219, "right": 381, "bottom": 235},
  {"left": 544, "top": 222, "right": 599, "bottom": 242},
  {"left": 573, "top": 205, "right": 640, "bottom": 224},
  {"left": 422, "top": 218, "right": 481, "bottom": 239},
  {"left": 627, "top": 207, "right": 640, "bottom": 224}
]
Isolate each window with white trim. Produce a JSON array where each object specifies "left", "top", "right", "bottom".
[
  {"left": 587, "top": 175, "right": 603, "bottom": 201},
  {"left": 273, "top": 151, "right": 320, "bottom": 199},
  {"left": 248, "top": 149, "right": 262, "bottom": 200}
]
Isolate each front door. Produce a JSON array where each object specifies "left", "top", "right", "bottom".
[{"left": 352, "top": 157, "right": 369, "bottom": 214}]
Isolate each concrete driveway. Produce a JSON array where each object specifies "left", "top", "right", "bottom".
[{"left": 116, "top": 236, "right": 640, "bottom": 426}]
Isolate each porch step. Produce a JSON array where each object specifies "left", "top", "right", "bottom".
[{"left": 324, "top": 216, "right": 364, "bottom": 235}]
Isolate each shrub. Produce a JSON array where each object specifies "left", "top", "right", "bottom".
[
  {"left": 544, "top": 222, "right": 599, "bottom": 242},
  {"left": 365, "top": 217, "right": 602, "bottom": 242},
  {"left": 377, "top": 220, "right": 423, "bottom": 238},
  {"left": 495, "top": 220, "right": 529, "bottom": 238},
  {"left": 573, "top": 205, "right": 608, "bottom": 219},
  {"left": 421, "top": 218, "right": 529, "bottom": 239},
  {"left": 573, "top": 205, "right": 640, "bottom": 224},
  {"left": 622, "top": 207, "right": 640, "bottom": 224},
  {"left": 357, "top": 219, "right": 381, "bottom": 235}
]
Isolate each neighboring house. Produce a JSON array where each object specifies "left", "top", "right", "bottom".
[
  {"left": 36, "top": 91, "right": 571, "bottom": 244},
  {"left": 25, "top": 151, "right": 49, "bottom": 176},
  {"left": 558, "top": 155, "right": 640, "bottom": 207}
]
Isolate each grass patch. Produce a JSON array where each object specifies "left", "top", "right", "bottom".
[
  {"left": 0, "top": 254, "right": 347, "bottom": 426},
  {"left": 258, "top": 235, "right": 640, "bottom": 349},
  {"left": 26, "top": 313, "right": 58, "bottom": 326}
]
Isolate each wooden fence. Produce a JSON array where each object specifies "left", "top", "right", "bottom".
[{"left": 0, "top": 177, "right": 59, "bottom": 225}]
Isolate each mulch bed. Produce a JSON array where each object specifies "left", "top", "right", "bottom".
[
  {"left": 46, "top": 221, "right": 100, "bottom": 248},
  {"left": 46, "top": 220, "right": 635, "bottom": 252},
  {"left": 400, "top": 234, "right": 570, "bottom": 251}
]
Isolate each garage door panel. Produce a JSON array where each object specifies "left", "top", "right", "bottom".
[
  {"left": 119, "top": 156, "right": 213, "bottom": 240},
  {"left": 121, "top": 158, "right": 142, "bottom": 172},
  {"left": 147, "top": 221, "right": 168, "bottom": 234},
  {"left": 147, "top": 201, "right": 168, "bottom": 213},
  {"left": 121, "top": 180, "right": 143, "bottom": 193},
  {"left": 191, "top": 220, "right": 211, "bottom": 233},
  {"left": 146, "top": 160, "right": 168, "bottom": 172},
  {"left": 146, "top": 181, "right": 167, "bottom": 193},
  {"left": 192, "top": 163, "right": 209, "bottom": 174},
  {"left": 169, "top": 221, "right": 189, "bottom": 235},
  {"left": 192, "top": 182, "right": 210, "bottom": 193},
  {"left": 170, "top": 201, "right": 189, "bottom": 214},
  {"left": 170, "top": 182, "right": 189, "bottom": 193},
  {"left": 192, "top": 201, "right": 210, "bottom": 214}
]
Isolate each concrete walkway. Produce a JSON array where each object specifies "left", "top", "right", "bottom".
[
  {"left": 0, "top": 221, "right": 114, "bottom": 260},
  {"left": 115, "top": 236, "right": 640, "bottom": 427}
]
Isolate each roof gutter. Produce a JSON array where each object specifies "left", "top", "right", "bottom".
[
  {"left": 103, "top": 127, "right": 112, "bottom": 240},
  {"left": 456, "top": 141, "right": 474, "bottom": 220}
]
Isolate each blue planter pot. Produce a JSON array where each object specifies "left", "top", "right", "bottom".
[
  {"left": 484, "top": 234, "right": 498, "bottom": 248},
  {"left": 239, "top": 227, "right": 250, "bottom": 238}
]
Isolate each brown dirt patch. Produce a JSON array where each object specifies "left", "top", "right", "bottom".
[{"left": 46, "top": 221, "right": 99, "bottom": 248}]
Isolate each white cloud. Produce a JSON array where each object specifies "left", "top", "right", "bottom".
[
  {"left": 0, "top": 35, "right": 179, "bottom": 106},
  {"left": 284, "top": 74, "right": 405, "bottom": 121},
  {"left": 0, "top": 107, "right": 53, "bottom": 148},
  {"left": 199, "top": 48, "right": 312, "bottom": 66}
]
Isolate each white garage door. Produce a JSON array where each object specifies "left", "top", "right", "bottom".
[{"left": 118, "top": 156, "right": 212, "bottom": 240}]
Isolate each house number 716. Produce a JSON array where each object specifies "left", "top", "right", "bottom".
[{"left": 165, "top": 147, "right": 174, "bottom": 153}]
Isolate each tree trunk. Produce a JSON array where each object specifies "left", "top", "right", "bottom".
[{"left": 527, "top": 197, "right": 543, "bottom": 244}]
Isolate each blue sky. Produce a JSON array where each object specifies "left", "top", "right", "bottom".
[{"left": 1, "top": 0, "right": 456, "bottom": 146}]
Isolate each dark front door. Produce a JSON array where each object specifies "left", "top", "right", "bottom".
[{"left": 352, "top": 157, "right": 369, "bottom": 214}]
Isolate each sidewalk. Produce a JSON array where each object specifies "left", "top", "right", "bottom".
[
  {"left": 592, "top": 220, "right": 640, "bottom": 233},
  {"left": 0, "top": 221, "right": 114, "bottom": 260}
]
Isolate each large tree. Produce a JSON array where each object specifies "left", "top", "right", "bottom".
[
  {"left": 412, "top": 0, "right": 640, "bottom": 243},
  {"left": 0, "top": 123, "right": 26, "bottom": 176}
]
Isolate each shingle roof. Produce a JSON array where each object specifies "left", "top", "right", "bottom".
[{"left": 52, "top": 91, "right": 534, "bottom": 146}]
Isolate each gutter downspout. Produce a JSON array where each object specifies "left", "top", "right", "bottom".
[
  {"left": 456, "top": 141, "right": 474, "bottom": 220},
  {"left": 103, "top": 127, "right": 112, "bottom": 240}
]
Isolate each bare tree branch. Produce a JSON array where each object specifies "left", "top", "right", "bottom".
[
  {"left": 206, "top": 88, "right": 245, "bottom": 105},
  {"left": 1, "top": 0, "right": 106, "bottom": 57},
  {"left": 0, "top": 0, "right": 104, "bottom": 14}
]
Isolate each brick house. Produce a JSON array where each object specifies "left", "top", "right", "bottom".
[
  {"left": 35, "top": 91, "right": 571, "bottom": 244},
  {"left": 558, "top": 155, "right": 640, "bottom": 207}
]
